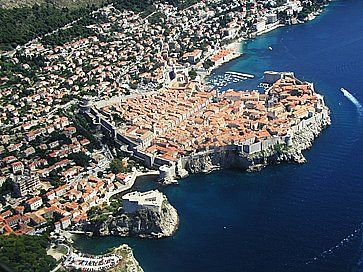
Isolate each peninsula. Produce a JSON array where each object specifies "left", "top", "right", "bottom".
[
  {"left": 0, "top": 0, "right": 332, "bottom": 271},
  {"left": 73, "top": 190, "right": 179, "bottom": 238},
  {"left": 63, "top": 244, "right": 143, "bottom": 272},
  {"left": 82, "top": 71, "right": 331, "bottom": 179}
]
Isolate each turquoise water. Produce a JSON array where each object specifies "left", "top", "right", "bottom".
[{"left": 75, "top": 1, "right": 363, "bottom": 271}]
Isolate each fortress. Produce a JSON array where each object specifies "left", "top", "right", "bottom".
[{"left": 80, "top": 71, "right": 330, "bottom": 181}]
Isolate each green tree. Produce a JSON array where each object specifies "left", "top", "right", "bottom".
[
  {"left": 188, "top": 69, "right": 197, "bottom": 80},
  {"left": 109, "top": 158, "right": 125, "bottom": 174},
  {"left": 68, "top": 151, "right": 92, "bottom": 168},
  {"left": 0, "top": 178, "right": 13, "bottom": 195},
  {"left": 0, "top": 234, "right": 57, "bottom": 272}
]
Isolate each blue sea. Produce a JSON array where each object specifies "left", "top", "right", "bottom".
[{"left": 74, "top": 1, "right": 363, "bottom": 271}]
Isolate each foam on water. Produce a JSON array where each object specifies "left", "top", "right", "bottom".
[
  {"left": 353, "top": 225, "right": 363, "bottom": 272},
  {"left": 341, "top": 88, "right": 363, "bottom": 116},
  {"left": 305, "top": 225, "right": 362, "bottom": 266}
]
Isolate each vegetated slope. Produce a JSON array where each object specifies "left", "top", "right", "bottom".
[
  {"left": 0, "top": 0, "right": 152, "bottom": 51},
  {"left": 0, "top": 234, "right": 57, "bottom": 272},
  {"left": 0, "top": 0, "right": 197, "bottom": 51},
  {"left": 0, "top": 0, "right": 195, "bottom": 9},
  {"left": 0, "top": 0, "right": 107, "bottom": 9}
]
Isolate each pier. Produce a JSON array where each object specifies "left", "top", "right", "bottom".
[{"left": 225, "top": 71, "right": 255, "bottom": 79}]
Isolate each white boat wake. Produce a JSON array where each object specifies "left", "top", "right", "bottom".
[
  {"left": 305, "top": 225, "right": 362, "bottom": 266},
  {"left": 341, "top": 88, "right": 363, "bottom": 116},
  {"left": 354, "top": 226, "right": 363, "bottom": 272}
]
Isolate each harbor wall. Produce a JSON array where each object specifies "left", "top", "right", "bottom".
[{"left": 81, "top": 101, "right": 330, "bottom": 177}]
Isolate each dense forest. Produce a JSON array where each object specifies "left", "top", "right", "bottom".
[
  {"left": 0, "top": 4, "right": 94, "bottom": 50},
  {"left": 0, "top": 0, "right": 107, "bottom": 9},
  {"left": 0, "top": 0, "right": 153, "bottom": 51},
  {"left": 0, "top": 234, "right": 57, "bottom": 272}
]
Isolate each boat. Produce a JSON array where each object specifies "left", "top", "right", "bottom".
[
  {"left": 268, "top": 46, "right": 273, "bottom": 51},
  {"left": 202, "top": 169, "right": 213, "bottom": 174}
]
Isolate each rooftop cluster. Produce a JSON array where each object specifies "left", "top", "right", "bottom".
[
  {"left": 0, "top": 171, "right": 135, "bottom": 235},
  {"left": 0, "top": 0, "right": 329, "bottom": 237},
  {"left": 98, "top": 72, "right": 327, "bottom": 162}
]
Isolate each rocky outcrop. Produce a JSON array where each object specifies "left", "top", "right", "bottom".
[
  {"left": 108, "top": 244, "right": 144, "bottom": 272},
  {"left": 186, "top": 114, "right": 331, "bottom": 173},
  {"left": 76, "top": 196, "right": 179, "bottom": 238}
]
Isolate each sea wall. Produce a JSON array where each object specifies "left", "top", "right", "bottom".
[
  {"left": 182, "top": 112, "right": 331, "bottom": 174},
  {"left": 83, "top": 98, "right": 330, "bottom": 179}
]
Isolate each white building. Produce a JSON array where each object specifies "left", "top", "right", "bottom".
[
  {"left": 13, "top": 173, "right": 40, "bottom": 197},
  {"left": 266, "top": 13, "right": 278, "bottom": 24},
  {"left": 122, "top": 190, "right": 163, "bottom": 213},
  {"left": 255, "top": 19, "right": 266, "bottom": 33},
  {"left": 25, "top": 196, "right": 43, "bottom": 211},
  {"left": 287, "top": 1, "right": 303, "bottom": 13}
]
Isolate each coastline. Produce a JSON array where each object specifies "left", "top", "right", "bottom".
[
  {"left": 1, "top": 1, "right": 362, "bottom": 272},
  {"left": 72, "top": 1, "right": 332, "bottom": 267},
  {"left": 72, "top": 1, "right": 363, "bottom": 271},
  {"left": 183, "top": 108, "right": 331, "bottom": 175},
  {"left": 207, "top": 3, "right": 332, "bottom": 74},
  {"left": 51, "top": 242, "right": 144, "bottom": 272},
  {"left": 179, "top": 6, "right": 333, "bottom": 176},
  {"left": 71, "top": 192, "right": 179, "bottom": 239},
  {"left": 81, "top": 0, "right": 333, "bottom": 180}
]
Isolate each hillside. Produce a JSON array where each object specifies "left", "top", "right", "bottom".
[
  {"left": 0, "top": 234, "right": 57, "bottom": 272},
  {"left": 0, "top": 0, "right": 107, "bottom": 9},
  {"left": 0, "top": 0, "right": 198, "bottom": 51},
  {"left": 0, "top": 0, "right": 152, "bottom": 51}
]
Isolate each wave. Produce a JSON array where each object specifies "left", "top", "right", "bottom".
[{"left": 340, "top": 88, "right": 363, "bottom": 116}]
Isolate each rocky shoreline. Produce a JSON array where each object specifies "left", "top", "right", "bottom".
[
  {"left": 185, "top": 113, "right": 331, "bottom": 174},
  {"left": 74, "top": 196, "right": 179, "bottom": 239},
  {"left": 108, "top": 244, "right": 144, "bottom": 272},
  {"left": 57, "top": 243, "right": 144, "bottom": 272}
]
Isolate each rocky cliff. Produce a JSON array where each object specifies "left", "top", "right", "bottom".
[
  {"left": 186, "top": 114, "right": 331, "bottom": 173},
  {"left": 107, "top": 244, "right": 144, "bottom": 272},
  {"left": 77, "top": 196, "right": 179, "bottom": 238}
]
